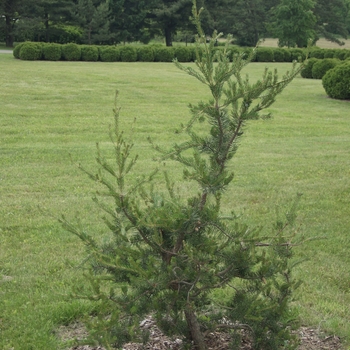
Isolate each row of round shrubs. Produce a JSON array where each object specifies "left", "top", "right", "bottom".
[
  {"left": 301, "top": 57, "right": 350, "bottom": 100},
  {"left": 14, "top": 41, "right": 350, "bottom": 63}
]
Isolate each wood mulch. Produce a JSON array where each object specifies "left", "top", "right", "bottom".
[{"left": 59, "top": 315, "right": 343, "bottom": 350}]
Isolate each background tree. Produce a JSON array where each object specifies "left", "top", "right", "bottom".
[
  {"left": 150, "top": 0, "right": 193, "bottom": 46},
  {"left": 314, "top": 0, "right": 349, "bottom": 45},
  {"left": 269, "top": 0, "right": 317, "bottom": 47}
]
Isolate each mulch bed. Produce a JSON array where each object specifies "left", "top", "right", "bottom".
[{"left": 59, "top": 315, "right": 343, "bottom": 350}]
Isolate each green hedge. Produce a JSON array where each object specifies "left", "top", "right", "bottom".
[
  {"left": 42, "top": 43, "right": 62, "bottom": 61},
  {"left": 19, "top": 42, "right": 42, "bottom": 60},
  {"left": 99, "top": 46, "right": 120, "bottom": 62},
  {"left": 81, "top": 45, "right": 99, "bottom": 61},
  {"left": 322, "top": 62, "right": 350, "bottom": 100},
  {"left": 300, "top": 58, "right": 319, "bottom": 79},
  {"left": 312, "top": 58, "right": 340, "bottom": 79},
  {"left": 12, "top": 43, "right": 350, "bottom": 64},
  {"left": 62, "top": 43, "right": 81, "bottom": 61}
]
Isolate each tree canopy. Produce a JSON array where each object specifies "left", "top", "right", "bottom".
[{"left": 1, "top": 0, "right": 349, "bottom": 47}]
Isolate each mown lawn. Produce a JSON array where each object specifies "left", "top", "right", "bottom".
[{"left": 0, "top": 53, "right": 349, "bottom": 349}]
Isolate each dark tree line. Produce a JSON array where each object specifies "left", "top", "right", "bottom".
[{"left": 1, "top": 0, "right": 350, "bottom": 47}]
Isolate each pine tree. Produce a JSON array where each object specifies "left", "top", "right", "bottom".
[{"left": 62, "top": 2, "right": 305, "bottom": 349}]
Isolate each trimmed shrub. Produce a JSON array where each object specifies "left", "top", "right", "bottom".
[
  {"left": 324, "top": 49, "right": 335, "bottom": 58},
  {"left": 174, "top": 46, "right": 192, "bottom": 62},
  {"left": 312, "top": 58, "right": 340, "bottom": 79},
  {"left": 300, "top": 58, "right": 319, "bottom": 78},
  {"left": 322, "top": 62, "right": 350, "bottom": 100},
  {"left": 290, "top": 48, "right": 306, "bottom": 62},
  {"left": 256, "top": 48, "right": 274, "bottom": 62},
  {"left": 333, "top": 49, "right": 349, "bottom": 60},
  {"left": 99, "top": 46, "right": 120, "bottom": 62},
  {"left": 154, "top": 46, "right": 175, "bottom": 62},
  {"left": 13, "top": 42, "right": 25, "bottom": 59},
  {"left": 137, "top": 46, "right": 155, "bottom": 62},
  {"left": 119, "top": 46, "right": 137, "bottom": 62},
  {"left": 19, "top": 42, "right": 42, "bottom": 60},
  {"left": 282, "top": 49, "right": 292, "bottom": 62},
  {"left": 273, "top": 48, "right": 286, "bottom": 62},
  {"left": 81, "top": 45, "right": 99, "bottom": 61},
  {"left": 42, "top": 43, "right": 62, "bottom": 61},
  {"left": 309, "top": 49, "right": 325, "bottom": 59},
  {"left": 62, "top": 43, "right": 81, "bottom": 61}
]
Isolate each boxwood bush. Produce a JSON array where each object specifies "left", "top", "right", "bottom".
[
  {"left": 300, "top": 58, "right": 319, "bottom": 79},
  {"left": 42, "top": 43, "right": 62, "bottom": 61},
  {"left": 119, "top": 46, "right": 137, "bottom": 62},
  {"left": 62, "top": 43, "right": 81, "bottom": 61},
  {"left": 174, "top": 46, "right": 192, "bottom": 62},
  {"left": 81, "top": 45, "right": 99, "bottom": 61},
  {"left": 290, "top": 48, "right": 306, "bottom": 62},
  {"left": 19, "top": 42, "right": 42, "bottom": 60},
  {"left": 99, "top": 46, "right": 120, "bottom": 62},
  {"left": 324, "top": 49, "right": 336, "bottom": 58},
  {"left": 333, "top": 49, "right": 349, "bottom": 60},
  {"left": 312, "top": 58, "right": 340, "bottom": 79},
  {"left": 256, "top": 48, "right": 274, "bottom": 62},
  {"left": 310, "top": 49, "right": 325, "bottom": 59},
  {"left": 322, "top": 62, "right": 350, "bottom": 100},
  {"left": 273, "top": 48, "right": 286, "bottom": 62},
  {"left": 13, "top": 42, "right": 25, "bottom": 59},
  {"left": 154, "top": 46, "right": 175, "bottom": 62},
  {"left": 137, "top": 46, "right": 155, "bottom": 62}
]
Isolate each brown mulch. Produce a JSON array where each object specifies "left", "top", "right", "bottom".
[{"left": 60, "top": 316, "right": 343, "bottom": 350}]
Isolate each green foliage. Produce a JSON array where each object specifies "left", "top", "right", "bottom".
[
  {"left": 333, "top": 49, "right": 349, "bottom": 60},
  {"left": 323, "top": 49, "right": 336, "bottom": 58},
  {"left": 99, "top": 46, "right": 121, "bottom": 62},
  {"left": 322, "top": 62, "right": 350, "bottom": 99},
  {"left": 153, "top": 46, "right": 175, "bottom": 62},
  {"left": 61, "top": 4, "right": 306, "bottom": 350},
  {"left": 19, "top": 42, "right": 42, "bottom": 60},
  {"left": 312, "top": 58, "right": 341, "bottom": 79},
  {"left": 13, "top": 42, "right": 25, "bottom": 59},
  {"left": 273, "top": 48, "right": 286, "bottom": 62},
  {"left": 289, "top": 48, "right": 306, "bottom": 62},
  {"left": 256, "top": 48, "right": 274, "bottom": 62},
  {"left": 137, "top": 46, "right": 155, "bottom": 62},
  {"left": 174, "top": 46, "right": 193, "bottom": 62},
  {"left": 119, "top": 46, "right": 137, "bottom": 62},
  {"left": 81, "top": 45, "right": 99, "bottom": 62},
  {"left": 62, "top": 43, "right": 81, "bottom": 61},
  {"left": 42, "top": 43, "right": 62, "bottom": 61},
  {"left": 300, "top": 57, "right": 319, "bottom": 78},
  {"left": 309, "top": 48, "right": 325, "bottom": 59}
]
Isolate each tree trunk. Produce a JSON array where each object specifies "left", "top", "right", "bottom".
[
  {"left": 184, "top": 306, "right": 207, "bottom": 350},
  {"left": 5, "top": 15, "right": 14, "bottom": 47},
  {"left": 164, "top": 26, "right": 173, "bottom": 47}
]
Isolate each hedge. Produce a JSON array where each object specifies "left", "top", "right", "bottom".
[
  {"left": 312, "top": 58, "right": 341, "bottom": 79},
  {"left": 322, "top": 62, "right": 350, "bottom": 100},
  {"left": 19, "top": 42, "right": 42, "bottom": 60},
  {"left": 12, "top": 43, "right": 350, "bottom": 64},
  {"left": 300, "top": 58, "right": 319, "bottom": 79},
  {"left": 42, "top": 43, "right": 62, "bottom": 61}
]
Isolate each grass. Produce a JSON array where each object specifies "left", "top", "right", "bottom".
[{"left": 0, "top": 53, "right": 349, "bottom": 349}]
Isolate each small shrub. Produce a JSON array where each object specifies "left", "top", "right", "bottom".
[
  {"left": 62, "top": 43, "right": 81, "bottom": 61},
  {"left": 42, "top": 43, "right": 62, "bottom": 61},
  {"left": 81, "top": 45, "right": 99, "bottom": 61},
  {"left": 256, "top": 48, "right": 274, "bottom": 62},
  {"left": 137, "top": 46, "right": 155, "bottom": 62},
  {"left": 333, "top": 49, "right": 349, "bottom": 60},
  {"left": 273, "top": 48, "right": 286, "bottom": 62},
  {"left": 174, "top": 46, "right": 192, "bottom": 62},
  {"left": 290, "top": 48, "right": 306, "bottom": 62},
  {"left": 119, "top": 46, "right": 137, "bottom": 62},
  {"left": 322, "top": 62, "right": 350, "bottom": 100},
  {"left": 13, "top": 42, "right": 25, "bottom": 59},
  {"left": 19, "top": 42, "right": 42, "bottom": 60},
  {"left": 300, "top": 58, "right": 319, "bottom": 78},
  {"left": 323, "top": 49, "right": 335, "bottom": 58},
  {"left": 154, "top": 46, "right": 175, "bottom": 62},
  {"left": 282, "top": 49, "right": 292, "bottom": 62},
  {"left": 309, "top": 49, "right": 325, "bottom": 59},
  {"left": 99, "top": 46, "right": 120, "bottom": 62},
  {"left": 312, "top": 58, "right": 340, "bottom": 79}
]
